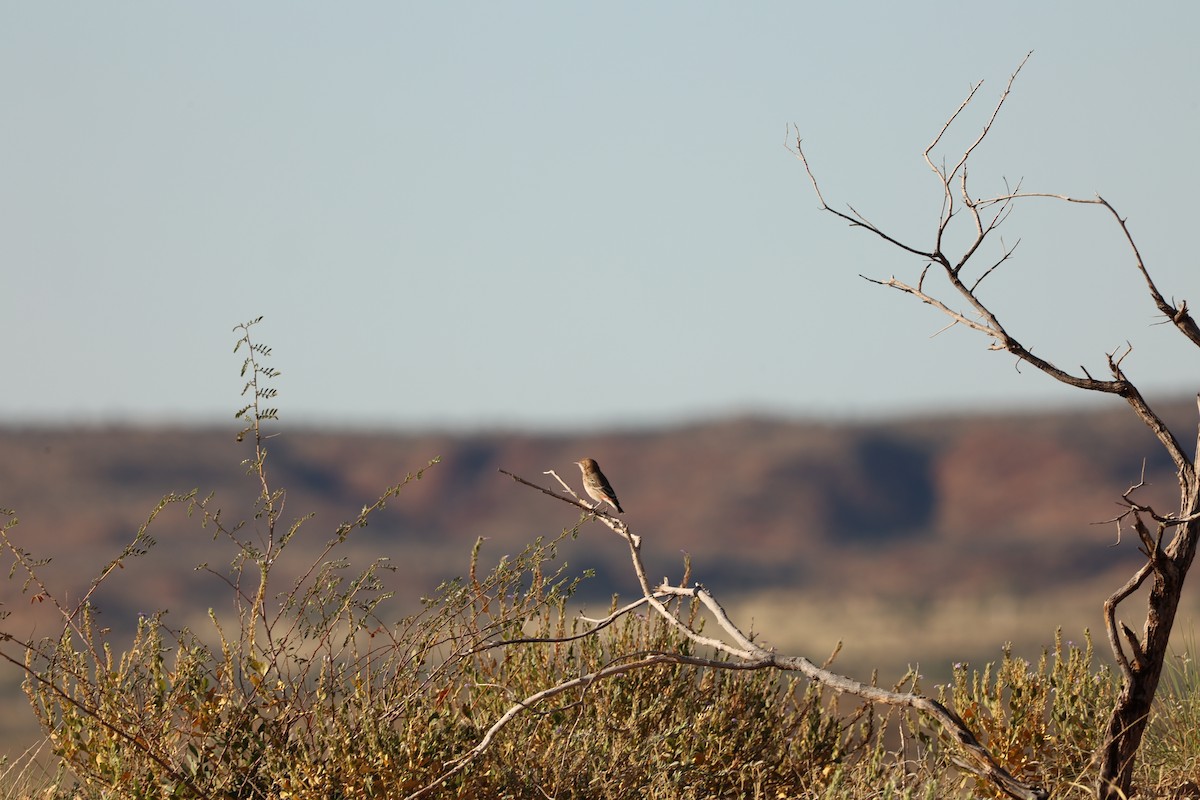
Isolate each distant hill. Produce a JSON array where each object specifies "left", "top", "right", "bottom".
[{"left": 1, "top": 398, "right": 1198, "bottom": 754}]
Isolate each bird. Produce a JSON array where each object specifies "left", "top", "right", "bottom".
[{"left": 574, "top": 457, "right": 624, "bottom": 514}]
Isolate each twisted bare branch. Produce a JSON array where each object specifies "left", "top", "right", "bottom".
[
  {"left": 441, "top": 469, "right": 1051, "bottom": 800},
  {"left": 793, "top": 55, "right": 1200, "bottom": 800}
]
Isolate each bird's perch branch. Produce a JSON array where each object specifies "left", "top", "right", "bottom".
[{"left": 406, "top": 468, "right": 1050, "bottom": 800}]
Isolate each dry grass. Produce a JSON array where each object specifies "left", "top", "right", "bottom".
[{"left": 731, "top": 578, "right": 1200, "bottom": 689}]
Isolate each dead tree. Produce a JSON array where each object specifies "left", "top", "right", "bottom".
[
  {"left": 403, "top": 469, "right": 1050, "bottom": 800},
  {"left": 791, "top": 53, "right": 1200, "bottom": 799}
]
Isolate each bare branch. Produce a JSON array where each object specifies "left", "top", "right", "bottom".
[
  {"left": 654, "top": 581, "right": 760, "bottom": 656},
  {"left": 499, "top": 468, "right": 641, "bottom": 549},
  {"left": 481, "top": 469, "right": 1049, "bottom": 800},
  {"left": 869, "top": 274, "right": 999, "bottom": 338},
  {"left": 403, "top": 652, "right": 735, "bottom": 800},
  {"left": 788, "top": 136, "right": 938, "bottom": 263},
  {"left": 1111, "top": 378, "right": 1194, "bottom": 492},
  {"left": 944, "top": 52, "right": 1033, "bottom": 187},
  {"left": 1095, "top": 197, "right": 1200, "bottom": 350},
  {"left": 1104, "top": 561, "right": 1152, "bottom": 682},
  {"left": 1120, "top": 622, "right": 1146, "bottom": 669},
  {"left": 795, "top": 55, "right": 1200, "bottom": 800},
  {"left": 969, "top": 238, "right": 1019, "bottom": 293},
  {"left": 924, "top": 52, "right": 1032, "bottom": 256},
  {"left": 924, "top": 79, "right": 985, "bottom": 165}
]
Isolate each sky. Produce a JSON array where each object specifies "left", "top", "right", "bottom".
[{"left": 3, "top": 3, "right": 1199, "bottom": 431}]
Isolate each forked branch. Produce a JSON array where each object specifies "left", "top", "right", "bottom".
[
  {"left": 408, "top": 470, "right": 1051, "bottom": 800},
  {"left": 792, "top": 57, "right": 1200, "bottom": 800}
]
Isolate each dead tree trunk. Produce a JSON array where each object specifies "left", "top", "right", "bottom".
[
  {"left": 1098, "top": 507, "right": 1200, "bottom": 798},
  {"left": 792, "top": 54, "right": 1200, "bottom": 798}
]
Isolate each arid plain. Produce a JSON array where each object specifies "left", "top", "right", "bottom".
[{"left": 3, "top": 399, "right": 1199, "bottom": 758}]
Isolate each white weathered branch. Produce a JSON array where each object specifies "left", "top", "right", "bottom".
[{"left": 456, "top": 469, "right": 1050, "bottom": 800}]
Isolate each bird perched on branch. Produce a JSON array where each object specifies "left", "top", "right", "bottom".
[{"left": 574, "top": 457, "right": 624, "bottom": 514}]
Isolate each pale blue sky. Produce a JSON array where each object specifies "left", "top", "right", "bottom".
[{"left": 3, "top": 3, "right": 1198, "bottom": 430}]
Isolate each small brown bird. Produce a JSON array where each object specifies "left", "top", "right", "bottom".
[{"left": 574, "top": 457, "right": 624, "bottom": 514}]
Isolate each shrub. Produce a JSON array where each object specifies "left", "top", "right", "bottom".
[{"left": 1, "top": 321, "right": 1183, "bottom": 799}]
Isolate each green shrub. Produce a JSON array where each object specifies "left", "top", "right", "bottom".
[{"left": 947, "top": 630, "right": 1116, "bottom": 798}]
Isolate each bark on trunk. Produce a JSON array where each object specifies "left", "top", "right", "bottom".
[{"left": 1097, "top": 516, "right": 1198, "bottom": 798}]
